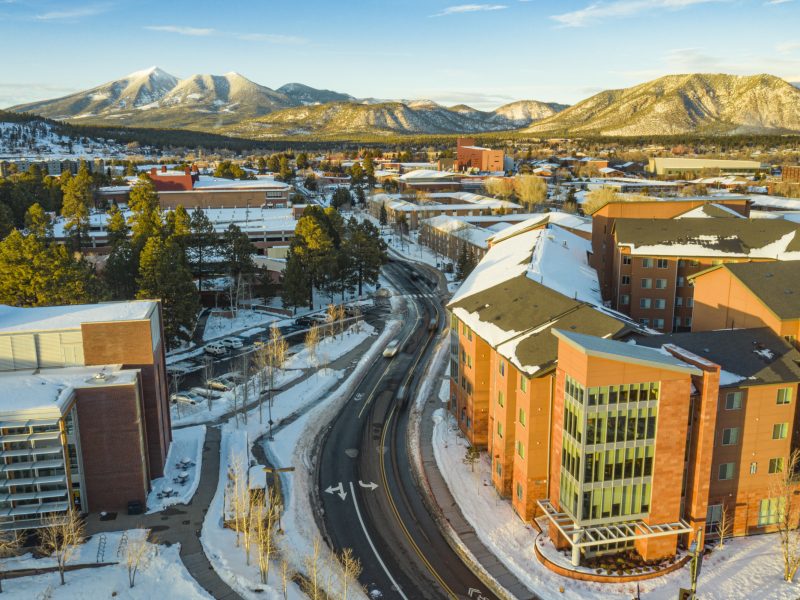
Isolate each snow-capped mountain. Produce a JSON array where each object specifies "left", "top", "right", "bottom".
[
  {"left": 0, "top": 111, "right": 127, "bottom": 157},
  {"left": 277, "top": 83, "right": 355, "bottom": 105}
]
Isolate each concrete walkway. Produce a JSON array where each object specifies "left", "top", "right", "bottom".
[
  {"left": 85, "top": 427, "right": 241, "bottom": 600},
  {"left": 418, "top": 369, "right": 539, "bottom": 600}
]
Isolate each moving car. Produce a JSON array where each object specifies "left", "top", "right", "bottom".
[
  {"left": 221, "top": 337, "right": 244, "bottom": 349},
  {"left": 204, "top": 343, "right": 227, "bottom": 357},
  {"left": 383, "top": 339, "right": 401, "bottom": 358}
]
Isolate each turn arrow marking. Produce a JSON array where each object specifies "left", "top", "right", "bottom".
[
  {"left": 324, "top": 482, "right": 347, "bottom": 500},
  {"left": 358, "top": 480, "right": 379, "bottom": 491}
]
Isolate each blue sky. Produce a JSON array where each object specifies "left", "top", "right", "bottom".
[{"left": 1, "top": 0, "right": 799, "bottom": 110}]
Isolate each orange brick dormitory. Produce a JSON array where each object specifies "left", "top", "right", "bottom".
[{"left": 447, "top": 203, "right": 800, "bottom": 568}]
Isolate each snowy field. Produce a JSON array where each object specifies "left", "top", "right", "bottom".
[
  {"left": 0, "top": 530, "right": 210, "bottom": 599},
  {"left": 284, "top": 321, "right": 376, "bottom": 370},
  {"left": 147, "top": 425, "right": 206, "bottom": 513},
  {"left": 202, "top": 309, "right": 280, "bottom": 342},
  {"left": 431, "top": 409, "right": 798, "bottom": 600}
]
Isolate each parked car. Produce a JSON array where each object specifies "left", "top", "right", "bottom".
[
  {"left": 221, "top": 337, "right": 244, "bottom": 349},
  {"left": 204, "top": 343, "right": 227, "bottom": 357},
  {"left": 294, "top": 316, "right": 314, "bottom": 327},
  {"left": 190, "top": 387, "right": 222, "bottom": 399},
  {"left": 383, "top": 339, "right": 401, "bottom": 358},
  {"left": 206, "top": 378, "right": 235, "bottom": 392},
  {"left": 170, "top": 392, "right": 201, "bottom": 405}
]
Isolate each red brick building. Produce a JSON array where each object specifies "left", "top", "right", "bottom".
[{"left": 455, "top": 137, "right": 505, "bottom": 173}]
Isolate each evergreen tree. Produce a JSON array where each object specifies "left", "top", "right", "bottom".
[
  {"left": 363, "top": 155, "right": 375, "bottom": 185},
  {"left": 188, "top": 208, "right": 217, "bottom": 292},
  {"left": 256, "top": 156, "right": 267, "bottom": 173},
  {"left": 104, "top": 241, "right": 138, "bottom": 300},
  {"left": 267, "top": 154, "right": 281, "bottom": 174},
  {"left": 456, "top": 244, "right": 477, "bottom": 280},
  {"left": 222, "top": 224, "right": 256, "bottom": 311},
  {"left": 281, "top": 247, "right": 310, "bottom": 310},
  {"left": 128, "top": 178, "right": 162, "bottom": 250},
  {"left": 165, "top": 205, "right": 191, "bottom": 247},
  {"left": 331, "top": 187, "right": 351, "bottom": 209},
  {"left": 0, "top": 202, "right": 13, "bottom": 240},
  {"left": 137, "top": 236, "right": 199, "bottom": 348},
  {"left": 349, "top": 162, "right": 364, "bottom": 185},
  {"left": 24, "top": 203, "right": 53, "bottom": 241},
  {"left": 106, "top": 204, "right": 129, "bottom": 247},
  {"left": 283, "top": 206, "right": 335, "bottom": 309},
  {"left": 296, "top": 152, "right": 309, "bottom": 170},
  {"left": 344, "top": 218, "right": 387, "bottom": 296},
  {"left": 379, "top": 202, "right": 388, "bottom": 226},
  {"left": 60, "top": 164, "right": 92, "bottom": 249},
  {"left": 279, "top": 156, "right": 293, "bottom": 182}
]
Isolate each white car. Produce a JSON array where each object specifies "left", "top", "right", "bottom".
[
  {"left": 204, "top": 343, "right": 227, "bottom": 357},
  {"left": 206, "top": 377, "right": 235, "bottom": 392},
  {"left": 383, "top": 339, "right": 401, "bottom": 358},
  {"left": 221, "top": 337, "right": 244, "bottom": 349},
  {"left": 170, "top": 392, "right": 201, "bottom": 405}
]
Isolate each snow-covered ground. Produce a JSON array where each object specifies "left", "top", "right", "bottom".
[
  {"left": 0, "top": 530, "right": 209, "bottom": 599},
  {"left": 431, "top": 409, "right": 799, "bottom": 600},
  {"left": 284, "top": 322, "right": 376, "bottom": 370},
  {"left": 147, "top": 425, "right": 206, "bottom": 513},
  {"left": 202, "top": 310, "right": 280, "bottom": 342}
]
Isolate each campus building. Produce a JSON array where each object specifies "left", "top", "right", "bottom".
[
  {"left": 455, "top": 138, "right": 505, "bottom": 173},
  {"left": 0, "top": 301, "right": 170, "bottom": 529},
  {"left": 647, "top": 157, "right": 764, "bottom": 177}
]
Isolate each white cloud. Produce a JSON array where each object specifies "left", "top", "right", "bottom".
[
  {"left": 35, "top": 4, "right": 108, "bottom": 21},
  {"left": 431, "top": 4, "right": 507, "bottom": 17},
  {"left": 776, "top": 41, "right": 800, "bottom": 54},
  {"left": 765, "top": 0, "right": 792, "bottom": 5},
  {"left": 146, "top": 25, "right": 215, "bottom": 36},
  {"left": 550, "top": 0, "right": 723, "bottom": 27},
  {"left": 236, "top": 33, "right": 307, "bottom": 44}
]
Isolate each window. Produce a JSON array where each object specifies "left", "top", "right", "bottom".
[
  {"left": 621, "top": 275, "right": 631, "bottom": 285},
  {"left": 718, "top": 463, "right": 735, "bottom": 480},
  {"left": 496, "top": 460, "right": 502, "bottom": 476},
  {"left": 722, "top": 427, "right": 740, "bottom": 446},
  {"left": 657, "top": 259, "right": 669, "bottom": 269},
  {"left": 639, "top": 318, "right": 650, "bottom": 327},
  {"left": 706, "top": 504, "right": 722, "bottom": 524},
  {"left": 777, "top": 388, "right": 793, "bottom": 405},
  {"left": 641, "top": 278, "right": 652, "bottom": 289},
  {"left": 516, "top": 440, "right": 525, "bottom": 458},
  {"left": 684, "top": 317, "right": 692, "bottom": 327},
  {"left": 623, "top": 255, "right": 632, "bottom": 265},
  {"left": 520, "top": 375, "right": 527, "bottom": 393},
  {"left": 497, "top": 422, "right": 503, "bottom": 438},
  {"left": 642, "top": 258, "right": 653, "bottom": 268},
  {"left": 655, "top": 299, "right": 666, "bottom": 310},
  {"left": 653, "top": 318, "right": 665, "bottom": 330},
  {"left": 675, "top": 296, "right": 683, "bottom": 307},
  {"left": 773, "top": 423, "right": 789, "bottom": 440},
  {"left": 516, "top": 482, "right": 523, "bottom": 501},
  {"left": 769, "top": 458, "right": 784, "bottom": 474},
  {"left": 677, "top": 276, "right": 685, "bottom": 287},
  {"left": 620, "top": 294, "right": 630, "bottom": 305},
  {"left": 519, "top": 408, "right": 527, "bottom": 427},
  {"left": 750, "top": 462, "right": 758, "bottom": 475},
  {"left": 655, "top": 279, "right": 668, "bottom": 289},
  {"left": 640, "top": 298, "right": 652, "bottom": 309},
  {"left": 725, "top": 391, "right": 743, "bottom": 410},
  {"left": 498, "top": 391, "right": 504, "bottom": 407},
  {"left": 758, "top": 497, "right": 786, "bottom": 526},
  {"left": 687, "top": 297, "right": 694, "bottom": 308},
  {"left": 499, "top": 360, "right": 505, "bottom": 376}
]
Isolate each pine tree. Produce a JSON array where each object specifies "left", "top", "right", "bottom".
[
  {"left": 104, "top": 241, "right": 138, "bottom": 300},
  {"left": 267, "top": 154, "right": 281, "bottom": 174},
  {"left": 106, "top": 204, "right": 129, "bottom": 247},
  {"left": 281, "top": 247, "right": 311, "bottom": 310},
  {"left": 379, "top": 202, "right": 388, "bottom": 226},
  {"left": 137, "top": 236, "right": 199, "bottom": 348},
  {"left": 222, "top": 224, "right": 256, "bottom": 312},
  {"left": 128, "top": 178, "right": 162, "bottom": 250},
  {"left": 60, "top": 164, "right": 92, "bottom": 249},
  {"left": 296, "top": 152, "right": 309, "bottom": 170},
  {"left": 189, "top": 208, "right": 217, "bottom": 293},
  {"left": 0, "top": 202, "right": 13, "bottom": 240},
  {"left": 165, "top": 205, "right": 191, "bottom": 247},
  {"left": 24, "top": 203, "right": 52, "bottom": 241},
  {"left": 345, "top": 218, "right": 387, "bottom": 296},
  {"left": 279, "top": 156, "right": 293, "bottom": 182}
]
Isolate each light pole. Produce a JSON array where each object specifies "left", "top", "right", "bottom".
[{"left": 263, "top": 466, "right": 295, "bottom": 533}]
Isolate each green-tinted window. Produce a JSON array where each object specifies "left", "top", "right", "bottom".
[
  {"left": 520, "top": 375, "right": 527, "bottom": 393},
  {"left": 758, "top": 497, "right": 785, "bottom": 526},
  {"left": 725, "top": 391, "right": 742, "bottom": 410},
  {"left": 498, "top": 391, "right": 504, "bottom": 407},
  {"left": 773, "top": 423, "right": 788, "bottom": 440},
  {"left": 769, "top": 457, "right": 784, "bottom": 474},
  {"left": 722, "top": 427, "right": 740, "bottom": 446},
  {"left": 497, "top": 422, "right": 503, "bottom": 438},
  {"left": 517, "top": 440, "right": 525, "bottom": 458},
  {"left": 519, "top": 408, "right": 526, "bottom": 427},
  {"left": 777, "top": 388, "right": 792, "bottom": 405},
  {"left": 718, "top": 463, "right": 734, "bottom": 480}
]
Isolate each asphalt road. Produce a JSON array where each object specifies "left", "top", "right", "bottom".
[{"left": 317, "top": 259, "right": 501, "bottom": 600}]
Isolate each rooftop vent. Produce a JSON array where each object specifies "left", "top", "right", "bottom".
[{"left": 86, "top": 371, "right": 115, "bottom": 385}]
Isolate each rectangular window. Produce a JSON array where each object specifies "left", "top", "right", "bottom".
[
  {"left": 498, "top": 391, "right": 504, "bottom": 407},
  {"left": 706, "top": 504, "right": 722, "bottom": 524},
  {"left": 517, "top": 440, "right": 525, "bottom": 458},
  {"left": 758, "top": 497, "right": 785, "bottom": 526},
  {"left": 769, "top": 458, "right": 784, "bottom": 474},
  {"left": 640, "top": 298, "right": 652, "bottom": 309},
  {"left": 620, "top": 294, "right": 630, "bottom": 305},
  {"left": 657, "top": 259, "right": 669, "bottom": 269},
  {"left": 520, "top": 375, "right": 527, "bottom": 392},
  {"left": 750, "top": 462, "right": 758, "bottom": 475},
  {"left": 499, "top": 360, "right": 505, "bottom": 376},
  {"left": 722, "top": 427, "right": 740, "bottom": 446},
  {"left": 777, "top": 388, "right": 793, "bottom": 405},
  {"left": 641, "top": 278, "right": 652, "bottom": 289},
  {"left": 677, "top": 276, "right": 685, "bottom": 287},
  {"left": 773, "top": 423, "right": 789, "bottom": 440},
  {"left": 655, "top": 299, "right": 666, "bottom": 310},
  {"left": 497, "top": 422, "right": 503, "bottom": 438},
  {"left": 519, "top": 408, "right": 527, "bottom": 427},
  {"left": 642, "top": 258, "right": 653, "bottom": 268},
  {"left": 718, "top": 463, "right": 735, "bottom": 480},
  {"left": 685, "top": 317, "right": 692, "bottom": 327},
  {"left": 639, "top": 318, "right": 650, "bottom": 327},
  {"left": 653, "top": 318, "right": 665, "bottom": 330},
  {"left": 675, "top": 296, "right": 683, "bottom": 307},
  {"left": 655, "top": 279, "right": 668, "bottom": 289},
  {"left": 687, "top": 297, "right": 694, "bottom": 308},
  {"left": 725, "top": 391, "right": 743, "bottom": 410},
  {"left": 623, "top": 255, "right": 632, "bottom": 265},
  {"left": 516, "top": 482, "right": 523, "bottom": 501},
  {"left": 496, "top": 460, "right": 502, "bottom": 476},
  {"left": 621, "top": 275, "right": 631, "bottom": 285}
]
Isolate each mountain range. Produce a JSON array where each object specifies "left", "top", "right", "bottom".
[{"left": 8, "top": 69, "right": 800, "bottom": 138}]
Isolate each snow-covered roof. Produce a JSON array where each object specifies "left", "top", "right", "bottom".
[
  {"left": 189, "top": 175, "right": 289, "bottom": 190},
  {"left": 398, "top": 169, "right": 457, "bottom": 181},
  {"left": 748, "top": 194, "right": 800, "bottom": 211},
  {"left": 0, "top": 365, "right": 138, "bottom": 417},
  {"left": 674, "top": 203, "right": 745, "bottom": 219},
  {"left": 0, "top": 301, "right": 156, "bottom": 333},
  {"left": 488, "top": 212, "right": 591, "bottom": 245}
]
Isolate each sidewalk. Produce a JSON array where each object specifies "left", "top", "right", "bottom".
[
  {"left": 85, "top": 427, "right": 240, "bottom": 600},
  {"left": 417, "top": 368, "right": 538, "bottom": 600}
]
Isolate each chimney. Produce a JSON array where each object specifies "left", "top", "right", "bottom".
[{"left": 161, "top": 165, "right": 167, "bottom": 173}]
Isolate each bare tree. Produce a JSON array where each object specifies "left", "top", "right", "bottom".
[
  {"left": 773, "top": 449, "right": 800, "bottom": 582},
  {"left": 326, "top": 304, "right": 337, "bottom": 339},
  {"left": 351, "top": 306, "right": 363, "bottom": 335},
  {"left": 252, "top": 343, "right": 270, "bottom": 423},
  {"left": 513, "top": 174, "right": 547, "bottom": 210},
  {"left": 281, "top": 558, "right": 291, "bottom": 600},
  {"left": 302, "top": 537, "right": 323, "bottom": 600},
  {"left": 0, "top": 529, "right": 22, "bottom": 592},
  {"left": 38, "top": 509, "right": 85, "bottom": 585},
  {"left": 267, "top": 324, "right": 288, "bottom": 438},
  {"left": 254, "top": 487, "right": 280, "bottom": 584},
  {"left": 717, "top": 503, "right": 732, "bottom": 550},
  {"left": 125, "top": 531, "right": 153, "bottom": 588},
  {"left": 227, "top": 454, "right": 252, "bottom": 560},
  {"left": 203, "top": 356, "right": 214, "bottom": 412},
  {"left": 338, "top": 547, "right": 362, "bottom": 600},
  {"left": 305, "top": 324, "right": 320, "bottom": 374}
]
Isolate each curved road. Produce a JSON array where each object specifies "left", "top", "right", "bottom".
[{"left": 317, "top": 259, "right": 501, "bottom": 600}]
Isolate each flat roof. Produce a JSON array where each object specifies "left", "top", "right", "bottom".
[
  {"left": 0, "top": 301, "right": 156, "bottom": 334},
  {"left": 553, "top": 329, "right": 702, "bottom": 376}
]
